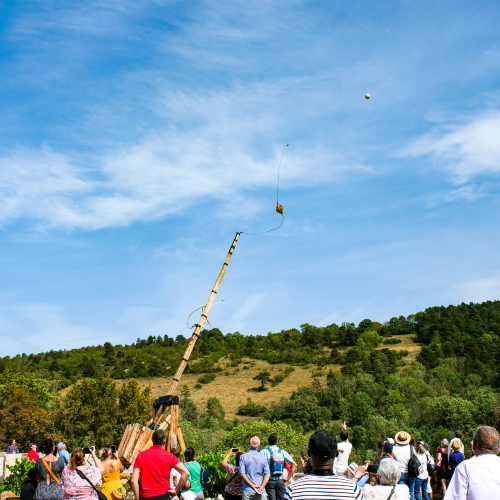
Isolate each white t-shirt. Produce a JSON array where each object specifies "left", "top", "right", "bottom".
[
  {"left": 180, "top": 491, "right": 196, "bottom": 500},
  {"left": 170, "top": 467, "right": 180, "bottom": 489},
  {"left": 392, "top": 444, "right": 411, "bottom": 473},
  {"left": 334, "top": 441, "right": 353, "bottom": 474},
  {"left": 416, "top": 452, "right": 429, "bottom": 480}
]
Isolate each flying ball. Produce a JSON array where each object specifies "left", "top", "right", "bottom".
[{"left": 365, "top": 93, "right": 370, "bottom": 99}]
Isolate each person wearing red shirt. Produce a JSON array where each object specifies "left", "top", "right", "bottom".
[
  {"left": 131, "top": 429, "right": 189, "bottom": 500},
  {"left": 27, "top": 443, "right": 39, "bottom": 462}
]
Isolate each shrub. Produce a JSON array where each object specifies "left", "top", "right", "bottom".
[
  {"left": 198, "top": 373, "right": 216, "bottom": 384},
  {"left": 237, "top": 398, "right": 267, "bottom": 417},
  {"left": 0, "top": 458, "right": 35, "bottom": 495},
  {"left": 383, "top": 338, "right": 402, "bottom": 345}
]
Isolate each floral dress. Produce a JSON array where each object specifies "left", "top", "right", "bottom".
[
  {"left": 34, "top": 458, "right": 64, "bottom": 500},
  {"left": 224, "top": 464, "right": 242, "bottom": 497},
  {"left": 62, "top": 466, "right": 102, "bottom": 500}
]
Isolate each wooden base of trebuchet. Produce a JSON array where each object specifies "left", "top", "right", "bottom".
[{"left": 118, "top": 405, "right": 185, "bottom": 468}]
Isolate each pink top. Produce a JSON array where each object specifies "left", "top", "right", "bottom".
[{"left": 62, "top": 466, "right": 102, "bottom": 500}]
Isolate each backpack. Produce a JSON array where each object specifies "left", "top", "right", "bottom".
[
  {"left": 408, "top": 445, "right": 420, "bottom": 478},
  {"left": 200, "top": 466, "right": 210, "bottom": 488},
  {"left": 268, "top": 447, "right": 285, "bottom": 476}
]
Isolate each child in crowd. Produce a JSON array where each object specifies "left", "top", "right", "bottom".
[
  {"left": 20, "top": 468, "right": 38, "bottom": 500},
  {"left": 448, "top": 439, "right": 465, "bottom": 478},
  {"left": 180, "top": 479, "right": 196, "bottom": 500}
]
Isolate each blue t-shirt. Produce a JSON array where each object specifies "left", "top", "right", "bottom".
[
  {"left": 449, "top": 451, "right": 465, "bottom": 477},
  {"left": 59, "top": 449, "right": 71, "bottom": 466},
  {"left": 239, "top": 450, "right": 270, "bottom": 491}
]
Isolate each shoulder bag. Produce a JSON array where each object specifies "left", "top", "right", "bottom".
[
  {"left": 407, "top": 445, "right": 420, "bottom": 478},
  {"left": 41, "top": 458, "right": 61, "bottom": 486},
  {"left": 223, "top": 468, "right": 240, "bottom": 494},
  {"left": 75, "top": 469, "right": 108, "bottom": 500},
  {"left": 387, "top": 484, "right": 397, "bottom": 500}
]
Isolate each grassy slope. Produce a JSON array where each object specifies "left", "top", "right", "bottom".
[{"left": 114, "top": 334, "right": 421, "bottom": 420}]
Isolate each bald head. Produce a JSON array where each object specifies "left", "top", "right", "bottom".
[
  {"left": 249, "top": 436, "right": 261, "bottom": 450},
  {"left": 473, "top": 426, "right": 500, "bottom": 454}
]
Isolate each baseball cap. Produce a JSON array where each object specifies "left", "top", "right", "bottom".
[
  {"left": 420, "top": 441, "right": 429, "bottom": 451},
  {"left": 387, "top": 438, "right": 395, "bottom": 445},
  {"left": 308, "top": 430, "right": 337, "bottom": 460},
  {"left": 57, "top": 442, "right": 65, "bottom": 449},
  {"left": 384, "top": 442, "right": 393, "bottom": 454}
]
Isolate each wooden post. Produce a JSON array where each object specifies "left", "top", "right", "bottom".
[{"left": 150, "top": 232, "right": 241, "bottom": 427}]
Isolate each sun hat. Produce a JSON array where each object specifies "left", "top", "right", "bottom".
[
  {"left": 308, "top": 430, "right": 337, "bottom": 460},
  {"left": 395, "top": 431, "right": 411, "bottom": 445},
  {"left": 451, "top": 439, "right": 463, "bottom": 452}
]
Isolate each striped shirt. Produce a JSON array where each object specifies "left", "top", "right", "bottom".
[{"left": 284, "top": 472, "right": 363, "bottom": 499}]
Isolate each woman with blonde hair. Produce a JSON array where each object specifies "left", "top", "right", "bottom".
[
  {"left": 99, "top": 447, "right": 126, "bottom": 500},
  {"left": 62, "top": 448, "right": 102, "bottom": 500}
]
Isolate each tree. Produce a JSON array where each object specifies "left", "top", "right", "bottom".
[
  {"left": 117, "top": 380, "right": 154, "bottom": 429},
  {"left": 253, "top": 371, "right": 271, "bottom": 390},
  {"left": 0, "top": 386, "right": 51, "bottom": 450},
  {"left": 0, "top": 371, "right": 54, "bottom": 410}
]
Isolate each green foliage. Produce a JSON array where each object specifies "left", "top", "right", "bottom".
[
  {"left": 198, "top": 373, "right": 216, "bottom": 384},
  {"left": 217, "top": 420, "right": 308, "bottom": 457},
  {"left": 0, "top": 371, "right": 53, "bottom": 410},
  {"left": 0, "top": 457, "right": 35, "bottom": 495},
  {"left": 253, "top": 371, "right": 271, "bottom": 389},
  {"left": 51, "top": 375, "right": 153, "bottom": 448},
  {"left": 237, "top": 398, "right": 267, "bottom": 417},
  {"left": 271, "top": 367, "right": 295, "bottom": 386},
  {"left": 197, "top": 451, "right": 227, "bottom": 498},
  {"left": 383, "top": 338, "right": 402, "bottom": 345},
  {"left": 0, "top": 385, "right": 51, "bottom": 450}
]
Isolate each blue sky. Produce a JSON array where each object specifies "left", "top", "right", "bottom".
[{"left": 1, "top": 0, "right": 500, "bottom": 356}]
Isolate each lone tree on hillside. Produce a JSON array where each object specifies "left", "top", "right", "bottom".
[{"left": 253, "top": 371, "right": 271, "bottom": 391}]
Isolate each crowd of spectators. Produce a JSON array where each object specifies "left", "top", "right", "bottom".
[{"left": 5, "top": 424, "right": 500, "bottom": 500}]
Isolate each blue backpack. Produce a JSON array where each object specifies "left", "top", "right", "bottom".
[
  {"left": 268, "top": 447, "right": 285, "bottom": 476},
  {"left": 200, "top": 466, "right": 210, "bottom": 488}
]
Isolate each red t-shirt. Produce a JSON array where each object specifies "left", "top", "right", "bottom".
[{"left": 134, "top": 446, "right": 180, "bottom": 497}]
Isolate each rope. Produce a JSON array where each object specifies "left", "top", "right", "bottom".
[
  {"left": 187, "top": 300, "right": 225, "bottom": 329},
  {"left": 240, "top": 144, "right": 288, "bottom": 236}
]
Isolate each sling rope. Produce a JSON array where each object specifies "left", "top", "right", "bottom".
[{"left": 239, "top": 144, "right": 288, "bottom": 236}]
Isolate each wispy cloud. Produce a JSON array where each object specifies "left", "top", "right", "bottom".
[
  {"left": 448, "top": 275, "right": 500, "bottom": 304},
  {"left": 0, "top": 79, "right": 370, "bottom": 230},
  {"left": 398, "top": 110, "right": 500, "bottom": 184}
]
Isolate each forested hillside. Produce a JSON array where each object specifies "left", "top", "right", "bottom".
[{"left": 1, "top": 301, "right": 500, "bottom": 460}]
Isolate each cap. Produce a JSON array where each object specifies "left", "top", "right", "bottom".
[
  {"left": 29, "top": 443, "right": 36, "bottom": 448},
  {"left": 308, "top": 430, "right": 337, "bottom": 460},
  {"left": 421, "top": 441, "right": 429, "bottom": 451},
  {"left": 57, "top": 442, "right": 65, "bottom": 449},
  {"left": 384, "top": 442, "right": 393, "bottom": 454},
  {"left": 387, "top": 438, "right": 395, "bottom": 445}
]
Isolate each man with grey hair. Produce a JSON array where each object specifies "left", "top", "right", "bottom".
[
  {"left": 239, "top": 436, "right": 271, "bottom": 500},
  {"left": 445, "top": 425, "right": 500, "bottom": 500}
]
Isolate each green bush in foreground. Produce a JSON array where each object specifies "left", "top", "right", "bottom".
[{"left": 0, "top": 458, "right": 35, "bottom": 495}]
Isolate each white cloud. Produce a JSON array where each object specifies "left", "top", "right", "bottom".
[
  {"left": 398, "top": 110, "right": 500, "bottom": 183},
  {"left": 449, "top": 275, "right": 500, "bottom": 304},
  {"left": 0, "top": 81, "right": 370, "bottom": 231}
]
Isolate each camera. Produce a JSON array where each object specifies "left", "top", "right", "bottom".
[{"left": 83, "top": 446, "right": 94, "bottom": 454}]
